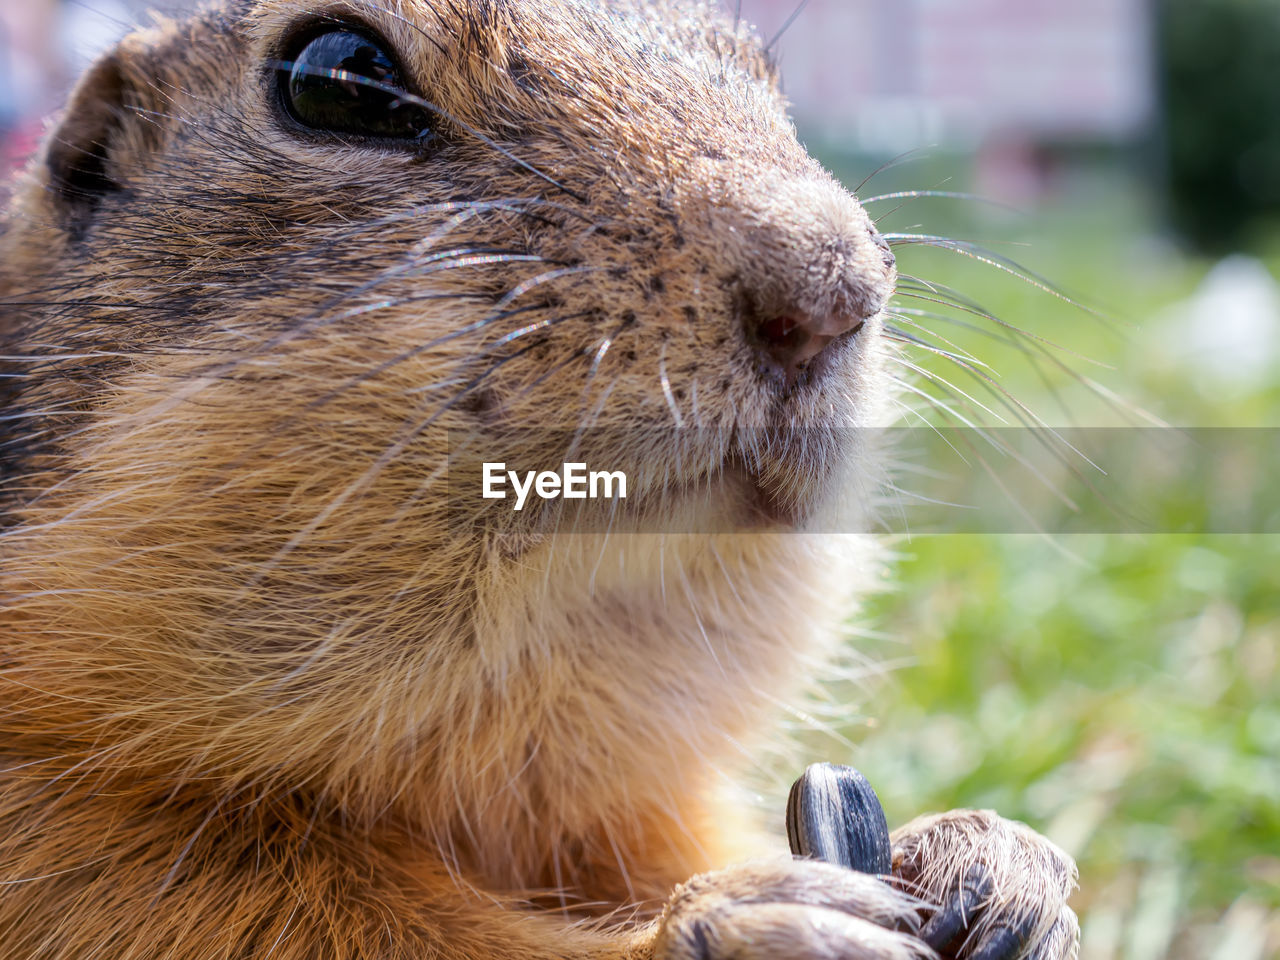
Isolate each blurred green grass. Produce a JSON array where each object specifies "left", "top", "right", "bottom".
[{"left": 815, "top": 151, "right": 1280, "bottom": 959}]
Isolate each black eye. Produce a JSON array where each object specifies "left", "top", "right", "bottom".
[{"left": 279, "top": 29, "right": 433, "bottom": 140}]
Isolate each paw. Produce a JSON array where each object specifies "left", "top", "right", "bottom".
[
  {"left": 892, "top": 810, "right": 1079, "bottom": 960},
  {"left": 652, "top": 858, "right": 933, "bottom": 960}
]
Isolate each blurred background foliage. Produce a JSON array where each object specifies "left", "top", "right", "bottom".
[
  {"left": 1159, "top": 0, "right": 1280, "bottom": 252},
  {"left": 801, "top": 159, "right": 1280, "bottom": 955},
  {"left": 795, "top": 3, "right": 1280, "bottom": 951},
  {"left": 853, "top": 531, "right": 1280, "bottom": 960}
]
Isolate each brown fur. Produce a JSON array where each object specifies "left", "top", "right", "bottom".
[{"left": 0, "top": 2, "right": 1076, "bottom": 957}]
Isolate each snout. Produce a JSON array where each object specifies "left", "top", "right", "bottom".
[{"left": 711, "top": 174, "right": 896, "bottom": 390}]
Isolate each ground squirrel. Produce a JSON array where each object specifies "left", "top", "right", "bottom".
[{"left": 0, "top": 1, "right": 1078, "bottom": 957}]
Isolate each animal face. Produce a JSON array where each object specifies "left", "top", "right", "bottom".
[
  {"left": 0, "top": 0, "right": 893, "bottom": 818},
  {"left": 16, "top": 0, "right": 895, "bottom": 530}
]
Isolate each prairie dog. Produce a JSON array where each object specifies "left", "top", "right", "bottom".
[{"left": 0, "top": 1, "right": 1078, "bottom": 957}]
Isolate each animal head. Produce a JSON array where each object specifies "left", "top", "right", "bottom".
[{"left": 0, "top": 0, "right": 894, "bottom": 834}]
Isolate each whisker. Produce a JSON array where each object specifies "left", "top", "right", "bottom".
[
  {"left": 884, "top": 317, "right": 989, "bottom": 367},
  {"left": 863, "top": 189, "right": 1017, "bottom": 210},
  {"left": 888, "top": 374, "right": 986, "bottom": 434},
  {"left": 887, "top": 355, "right": 1008, "bottom": 425},
  {"left": 854, "top": 147, "right": 936, "bottom": 195},
  {"left": 490, "top": 310, "right": 592, "bottom": 350},
  {"left": 658, "top": 341, "right": 684, "bottom": 428},
  {"left": 765, "top": 0, "right": 815, "bottom": 53},
  {"left": 891, "top": 288, "right": 1110, "bottom": 367},
  {"left": 885, "top": 233, "right": 1109, "bottom": 321}
]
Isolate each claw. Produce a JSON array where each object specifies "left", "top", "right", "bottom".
[
  {"left": 968, "top": 920, "right": 1034, "bottom": 960},
  {"left": 890, "top": 811, "right": 1077, "bottom": 960},
  {"left": 919, "top": 865, "right": 993, "bottom": 955}
]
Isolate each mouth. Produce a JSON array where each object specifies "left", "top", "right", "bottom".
[
  {"left": 458, "top": 313, "right": 875, "bottom": 535},
  {"left": 663, "top": 424, "right": 852, "bottom": 532}
]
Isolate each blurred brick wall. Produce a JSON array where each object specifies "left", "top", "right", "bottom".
[
  {"left": 2, "top": 0, "right": 1155, "bottom": 178},
  {"left": 738, "top": 0, "right": 1154, "bottom": 152}
]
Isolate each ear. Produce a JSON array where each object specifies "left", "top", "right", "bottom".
[{"left": 43, "top": 46, "right": 161, "bottom": 233}]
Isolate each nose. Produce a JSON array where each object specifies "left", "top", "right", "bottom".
[{"left": 725, "top": 174, "right": 895, "bottom": 388}]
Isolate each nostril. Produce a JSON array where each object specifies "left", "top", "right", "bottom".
[
  {"left": 752, "top": 309, "right": 867, "bottom": 385},
  {"left": 755, "top": 313, "right": 826, "bottom": 373},
  {"left": 757, "top": 314, "right": 803, "bottom": 351}
]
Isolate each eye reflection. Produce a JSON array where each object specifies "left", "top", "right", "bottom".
[{"left": 280, "top": 29, "right": 433, "bottom": 141}]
